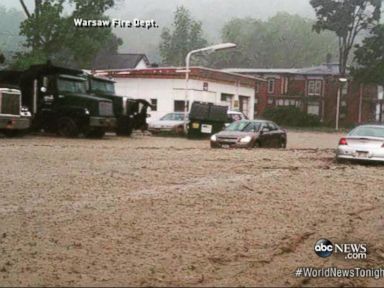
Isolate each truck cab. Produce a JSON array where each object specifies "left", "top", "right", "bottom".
[
  {"left": 87, "top": 74, "right": 151, "bottom": 136},
  {"left": 18, "top": 64, "right": 116, "bottom": 138},
  {"left": 0, "top": 71, "right": 31, "bottom": 136}
]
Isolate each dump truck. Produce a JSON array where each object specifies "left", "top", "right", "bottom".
[
  {"left": 0, "top": 71, "right": 31, "bottom": 136},
  {"left": 187, "top": 102, "right": 229, "bottom": 138},
  {"left": 87, "top": 74, "right": 152, "bottom": 136},
  {"left": 16, "top": 64, "right": 116, "bottom": 138}
]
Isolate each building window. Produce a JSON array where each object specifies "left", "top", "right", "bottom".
[
  {"left": 341, "top": 82, "right": 348, "bottom": 96},
  {"left": 174, "top": 100, "right": 189, "bottom": 112},
  {"left": 307, "top": 102, "right": 320, "bottom": 116},
  {"left": 221, "top": 93, "right": 234, "bottom": 109},
  {"left": 150, "top": 99, "right": 157, "bottom": 111},
  {"left": 276, "top": 99, "right": 284, "bottom": 106},
  {"left": 255, "top": 83, "right": 259, "bottom": 93},
  {"left": 284, "top": 77, "right": 289, "bottom": 95},
  {"left": 308, "top": 80, "right": 322, "bottom": 96},
  {"left": 268, "top": 79, "right": 275, "bottom": 94},
  {"left": 268, "top": 97, "right": 274, "bottom": 105},
  {"left": 276, "top": 99, "right": 300, "bottom": 107}
]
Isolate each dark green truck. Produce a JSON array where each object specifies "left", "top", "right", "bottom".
[
  {"left": 17, "top": 64, "right": 116, "bottom": 138},
  {"left": 87, "top": 75, "right": 151, "bottom": 136}
]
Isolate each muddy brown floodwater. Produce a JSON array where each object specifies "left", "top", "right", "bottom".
[{"left": 1, "top": 131, "right": 384, "bottom": 287}]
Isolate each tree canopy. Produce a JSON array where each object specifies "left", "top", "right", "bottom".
[
  {"left": 209, "top": 13, "right": 339, "bottom": 69},
  {"left": 310, "top": 0, "right": 382, "bottom": 75},
  {"left": 159, "top": 6, "right": 208, "bottom": 66},
  {"left": 0, "top": 5, "right": 25, "bottom": 64},
  {"left": 13, "top": 0, "right": 121, "bottom": 69},
  {"left": 353, "top": 24, "right": 384, "bottom": 85}
]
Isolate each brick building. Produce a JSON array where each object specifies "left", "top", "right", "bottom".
[{"left": 225, "top": 64, "right": 382, "bottom": 126}]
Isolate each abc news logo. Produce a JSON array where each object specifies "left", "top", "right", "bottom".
[{"left": 314, "top": 239, "right": 367, "bottom": 260}]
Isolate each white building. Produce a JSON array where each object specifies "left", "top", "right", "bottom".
[{"left": 95, "top": 67, "right": 264, "bottom": 120}]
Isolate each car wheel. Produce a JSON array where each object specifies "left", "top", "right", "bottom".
[
  {"left": 175, "top": 125, "right": 185, "bottom": 135},
  {"left": 280, "top": 139, "right": 287, "bottom": 148},
  {"left": 336, "top": 157, "right": 348, "bottom": 164},
  {"left": 57, "top": 117, "right": 79, "bottom": 138}
]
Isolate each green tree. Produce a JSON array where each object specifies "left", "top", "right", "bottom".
[
  {"left": 310, "top": 0, "right": 382, "bottom": 75},
  {"left": 14, "top": 0, "right": 121, "bottom": 69},
  {"left": 353, "top": 24, "right": 384, "bottom": 85},
  {"left": 159, "top": 6, "right": 208, "bottom": 66},
  {"left": 210, "top": 13, "right": 339, "bottom": 68},
  {"left": 0, "top": 5, "right": 25, "bottom": 65}
]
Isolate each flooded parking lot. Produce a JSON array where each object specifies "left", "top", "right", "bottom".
[{"left": 1, "top": 131, "right": 384, "bottom": 286}]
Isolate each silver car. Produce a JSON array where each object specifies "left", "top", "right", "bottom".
[
  {"left": 336, "top": 124, "right": 384, "bottom": 162},
  {"left": 148, "top": 112, "right": 188, "bottom": 134}
]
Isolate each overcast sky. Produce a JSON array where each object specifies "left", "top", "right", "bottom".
[
  {"left": 2, "top": 0, "right": 314, "bottom": 15},
  {"left": 1, "top": 0, "right": 316, "bottom": 61}
]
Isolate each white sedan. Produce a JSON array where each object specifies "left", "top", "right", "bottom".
[
  {"left": 148, "top": 112, "right": 188, "bottom": 134},
  {"left": 336, "top": 124, "right": 384, "bottom": 162}
]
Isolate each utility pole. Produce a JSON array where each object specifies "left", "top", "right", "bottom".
[{"left": 335, "top": 77, "right": 348, "bottom": 131}]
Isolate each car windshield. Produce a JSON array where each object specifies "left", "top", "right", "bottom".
[
  {"left": 90, "top": 78, "right": 115, "bottom": 94},
  {"left": 226, "top": 121, "right": 261, "bottom": 132},
  {"left": 349, "top": 126, "right": 384, "bottom": 138},
  {"left": 57, "top": 78, "right": 87, "bottom": 94},
  {"left": 161, "top": 113, "right": 186, "bottom": 121}
]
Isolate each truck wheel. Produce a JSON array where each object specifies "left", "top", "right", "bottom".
[
  {"left": 3, "top": 130, "right": 17, "bottom": 137},
  {"left": 3, "top": 129, "right": 29, "bottom": 138},
  {"left": 85, "top": 128, "right": 105, "bottom": 139},
  {"left": 116, "top": 126, "right": 133, "bottom": 137},
  {"left": 124, "top": 125, "right": 133, "bottom": 136},
  {"left": 57, "top": 117, "right": 79, "bottom": 138}
]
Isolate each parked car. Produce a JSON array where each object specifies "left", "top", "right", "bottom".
[
  {"left": 227, "top": 110, "right": 248, "bottom": 123},
  {"left": 210, "top": 120, "right": 287, "bottom": 149},
  {"left": 336, "top": 124, "right": 384, "bottom": 162},
  {"left": 148, "top": 112, "right": 188, "bottom": 134}
]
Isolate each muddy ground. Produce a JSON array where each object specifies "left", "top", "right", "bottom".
[{"left": 1, "top": 131, "right": 384, "bottom": 287}]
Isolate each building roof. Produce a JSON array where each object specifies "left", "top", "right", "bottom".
[
  {"left": 297, "top": 64, "right": 340, "bottom": 75},
  {"left": 223, "top": 68, "right": 300, "bottom": 74},
  {"left": 223, "top": 64, "right": 341, "bottom": 76},
  {"left": 94, "top": 66, "right": 266, "bottom": 88},
  {"left": 91, "top": 54, "right": 150, "bottom": 70}
]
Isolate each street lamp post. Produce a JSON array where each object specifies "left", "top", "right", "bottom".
[
  {"left": 183, "top": 43, "right": 237, "bottom": 133},
  {"left": 335, "top": 77, "right": 348, "bottom": 131}
]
